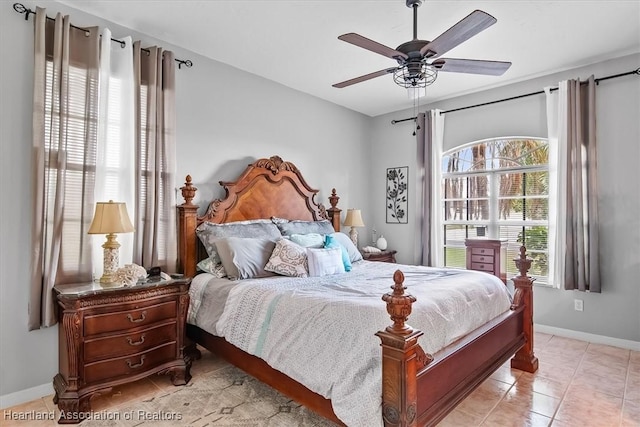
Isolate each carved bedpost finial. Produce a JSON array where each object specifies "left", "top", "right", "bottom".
[
  {"left": 515, "top": 245, "right": 533, "bottom": 278},
  {"left": 511, "top": 246, "right": 535, "bottom": 310},
  {"left": 377, "top": 270, "right": 429, "bottom": 427},
  {"left": 327, "top": 188, "right": 342, "bottom": 232},
  {"left": 180, "top": 175, "right": 197, "bottom": 206},
  {"left": 382, "top": 270, "right": 417, "bottom": 335},
  {"left": 329, "top": 188, "right": 339, "bottom": 209}
]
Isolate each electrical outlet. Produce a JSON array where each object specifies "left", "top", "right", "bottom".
[{"left": 574, "top": 299, "right": 584, "bottom": 311}]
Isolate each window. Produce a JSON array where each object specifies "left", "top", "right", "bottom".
[{"left": 441, "top": 138, "right": 549, "bottom": 283}]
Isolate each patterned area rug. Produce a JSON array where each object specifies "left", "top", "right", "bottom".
[{"left": 83, "top": 364, "right": 338, "bottom": 427}]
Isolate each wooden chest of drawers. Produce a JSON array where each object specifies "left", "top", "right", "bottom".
[
  {"left": 53, "top": 278, "right": 191, "bottom": 424},
  {"left": 465, "top": 239, "right": 508, "bottom": 284}
]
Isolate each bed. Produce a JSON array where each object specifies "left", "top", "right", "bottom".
[{"left": 176, "top": 155, "right": 538, "bottom": 426}]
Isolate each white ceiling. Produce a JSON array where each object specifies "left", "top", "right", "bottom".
[{"left": 58, "top": 0, "right": 640, "bottom": 117}]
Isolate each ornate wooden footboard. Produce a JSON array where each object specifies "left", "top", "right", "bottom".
[
  {"left": 176, "top": 155, "right": 537, "bottom": 426},
  {"left": 377, "top": 247, "right": 538, "bottom": 426}
]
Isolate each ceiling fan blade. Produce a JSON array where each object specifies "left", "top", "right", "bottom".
[
  {"left": 432, "top": 58, "right": 511, "bottom": 75},
  {"left": 420, "top": 10, "right": 497, "bottom": 58},
  {"left": 338, "top": 33, "right": 408, "bottom": 61},
  {"left": 332, "top": 67, "right": 397, "bottom": 88}
]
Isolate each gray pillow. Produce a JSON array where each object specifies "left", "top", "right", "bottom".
[
  {"left": 196, "top": 219, "right": 281, "bottom": 258},
  {"left": 276, "top": 219, "right": 335, "bottom": 237},
  {"left": 215, "top": 237, "right": 277, "bottom": 280},
  {"left": 329, "top": 232, "right": 363, "bottom": 263}
]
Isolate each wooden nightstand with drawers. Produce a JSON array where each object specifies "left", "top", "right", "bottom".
[
  {"left": 53, "top": 277, "right": 191, "bottom": 424},
  {"left": 465, "top": 238, "right": 508, "bottom": 284}
]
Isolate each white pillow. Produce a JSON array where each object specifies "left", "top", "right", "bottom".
[
  {"left": 307, "top": 247, "right": 345, "bottom": 277},
  {"left": 264, "top": 239, "right": 309, "bottom": 278},
  {"left": 329, "top": 232, "right": 363, "bottom": 262}
]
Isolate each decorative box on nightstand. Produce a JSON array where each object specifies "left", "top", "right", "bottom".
[
  {"left": 361, "top": 250, "right": 397, "bottom": 263},
  {"left": 465, "top": 238, "right": 508, "bottom": 283},
  {"left": 52, "top": 277, "right": 192, "bottom": 424}
]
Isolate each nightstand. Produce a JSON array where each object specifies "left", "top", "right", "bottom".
[
  {"left": 362, "top": 250, "right": 397, "bottom": 263},
  {"left": 53, "top": 277, "right": 192, "bottom": 424},
  {"left": 465, "top": 238, "right": 508, "bottom": 283}
]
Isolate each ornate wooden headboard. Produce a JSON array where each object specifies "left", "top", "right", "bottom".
[{"left": 176, "top": 155, "right": 342, "bottom": 277}]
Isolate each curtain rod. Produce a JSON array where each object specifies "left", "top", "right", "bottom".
[
  {"left": 391, "top": 67, "right": 640, "bottom": 125},
  {"left": 13, "top": 2, "right": 193, "bottom": 69}
]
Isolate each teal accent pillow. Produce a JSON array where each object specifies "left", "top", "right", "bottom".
[{"left": 324, "top": 234, "right": 352, "bottom": 272}]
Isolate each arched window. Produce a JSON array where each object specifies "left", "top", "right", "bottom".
[{"left": 441, "top": 137, "right": 549, "bottom": 283}]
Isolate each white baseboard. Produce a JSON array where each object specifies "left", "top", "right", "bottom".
[
  {"left": 535, "top": 323, "right": 640, "bottom": 351},
  {"left": 0, "top": 382, "right": 54, "bottom": 410}
]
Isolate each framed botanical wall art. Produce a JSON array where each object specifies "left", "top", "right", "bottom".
[{"left": 386, "top": 166, "right": 408, "bottom": 224}]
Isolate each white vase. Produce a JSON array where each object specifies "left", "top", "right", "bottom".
[{"left": 376, "top": 235, "right": 388, "bottom": 250}]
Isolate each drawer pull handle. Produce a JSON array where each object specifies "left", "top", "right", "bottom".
[
  {"left": 126, "top": 355, "right": 145, "bottom": 369},
  {"left": 126, "top": 311, "right": 147, "bottom": 323},
  {"left": 126, "top": 335, "right": 146, "bottom": 346}
]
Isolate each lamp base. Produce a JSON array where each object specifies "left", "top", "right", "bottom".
[
  {"left": 349, "top": 227, "right": 359, "bottom": 248},
  {"left": 98, "top": 272, "right": 116, "bottom": 284},
  {"left": 100, "top": 234, "right": 120, "bottom": 284}
]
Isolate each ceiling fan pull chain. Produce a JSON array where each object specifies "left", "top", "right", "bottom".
[{"left": 413, "top": 92, "right": 420, "bottom": 136}]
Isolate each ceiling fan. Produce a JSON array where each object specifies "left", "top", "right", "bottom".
[{"left": 333, "top": 0, "right": 511, "bottom": 90}]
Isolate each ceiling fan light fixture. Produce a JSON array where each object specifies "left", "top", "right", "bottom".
[
  {"left": 407, "top": 86, "right": 426, "bottom": 99},
  {"left": 393, "top": 63, "right": 438, "bottom": 89}
]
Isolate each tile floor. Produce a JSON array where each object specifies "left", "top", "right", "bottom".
[{"left": 2, "top": 333, "right": 638, "bottom": 426}]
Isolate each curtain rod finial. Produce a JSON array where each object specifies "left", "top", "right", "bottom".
[
  {"left": 175, "top": 59, "right": 193, "bottom": 69},
  {"left": 13, "top": 3, "right": 34, "bottom": 20}
]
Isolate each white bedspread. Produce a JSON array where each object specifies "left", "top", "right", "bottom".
[{"left": 209, "top": 261, "right": 511, "bottom": 427}]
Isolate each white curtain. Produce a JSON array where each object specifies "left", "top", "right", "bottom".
[
  {"left": 545, "top": 86, "right": 564, "bottom": 289},
  {"left": 417, "top": 110, "right": 445, "bottom": 266},
  {"left": 92, "top": 29, "right": 136, "bottom": 279}
]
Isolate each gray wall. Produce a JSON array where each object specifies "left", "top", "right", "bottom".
[
  {"left": 0, "top": 4, "right": 370, "bottom": 399},
  {"left": 1, "top": 0, "right": 638, "bottom": 402},
  {"left": 369, "top": 53, "right": 640, "bottom": 342}
]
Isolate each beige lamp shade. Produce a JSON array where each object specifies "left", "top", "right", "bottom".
[
  {"left": 88, "top": 201, "right": 135, "bottom": 234},
  {"left": 343, "top": 209, "right": 365, "bottom": 228}
]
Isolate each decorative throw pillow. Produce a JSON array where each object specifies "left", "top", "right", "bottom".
[
  {"left": 215, "top": 237, "right": 277, "bottom": 280},
  {"left": 324, "top": 234, "right": 352, "bottom": 272},
  {"left": 196, "top": 256, "right": 227, "bottom": 278},
  {"left": 276, "top": 219, "right": 335, "bottom": 237},
  {"left": 264, "top": 239, "right": 309, "bottom": 278},
  {"left": 290, "top": 233, "right": 325, "bottom": 248},
  {"left": 307, "top": 247, "right": 345, "bottom": 277},
  {"left": 196, "top": 219, "right": 281, "bottom": 259},
  {"left": 270, "top": 216, "right": 290, "bottom": 225},
  {"left": 329, "top": 232, "right": 363, "bottom": 263}
]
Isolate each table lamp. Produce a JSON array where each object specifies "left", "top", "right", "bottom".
[
  {"left": 88, "top": 201, "right": 135, "bottom": 284},
  {"left": 343, "top": 208, "right": 365, "bottom": 247}
]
